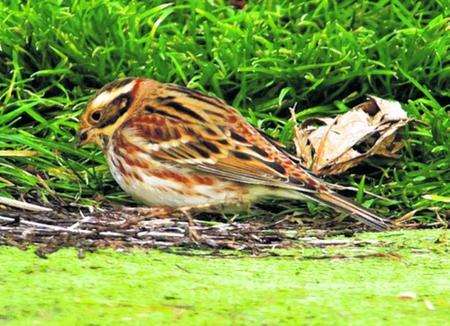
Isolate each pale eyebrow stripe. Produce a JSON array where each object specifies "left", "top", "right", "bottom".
[{"left": 91, "top": 80, "right": 136, "bottom": 107}]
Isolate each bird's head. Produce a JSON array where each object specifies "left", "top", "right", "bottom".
[{"left": 77, "top": 77, "right": 149, "bottom": 148}]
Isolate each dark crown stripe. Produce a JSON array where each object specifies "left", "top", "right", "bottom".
[{"left": 98, "top": 77, "right": 135, "bottom": 93}]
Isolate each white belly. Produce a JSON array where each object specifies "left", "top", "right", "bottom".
[
  {"left": 106, "top": 152, "right": 245, "bottom": 207},
  {"left": 119, "top": 173, "right": 234, "bottom": 207}
]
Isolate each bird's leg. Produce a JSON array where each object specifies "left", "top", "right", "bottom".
[
  {"left": 120, "top": 202, "right": 225, "bottom": 217},
  {"left": 118, "top": 206, "right": 179, "bottom": 228},
  {"left": 180, "top": 208, "right": 202, "bottom": 243},
  {"left": 121, "top": 203, "right": 235, "bottom": 244},
  {"left": 120, "top": 206, "right": 179, "bottom": 218},
  {"left": 118, "top": 203, "right": 223, "bottom": 230}
]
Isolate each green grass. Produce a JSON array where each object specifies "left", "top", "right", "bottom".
[
  {"left": 0, "top": 0, "right": 449, "bottom": 220},
  {"left": 0, "top": 229, "right": 448, "bottom": 325}
]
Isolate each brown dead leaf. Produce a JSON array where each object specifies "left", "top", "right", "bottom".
[
  {"left": 293, "top": 96, "right": 410, "bottom": 175},
  {"left": 394, "top": 209, "right": 420, "bottom": 225}
]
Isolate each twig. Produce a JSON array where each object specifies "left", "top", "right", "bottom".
[
  {"left": 0, "top": 215, "right": 90, "bottom": 234},
  {"left": 0, "top": 197, "right": 53, "bottom": 212}
]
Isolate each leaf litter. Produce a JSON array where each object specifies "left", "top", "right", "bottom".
[{"left": 0, "top": 204, "right": 386, "bottom": 256}]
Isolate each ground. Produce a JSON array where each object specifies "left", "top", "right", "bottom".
[{"left": 1, "top": 229, "right": 448, "bottom": 325}]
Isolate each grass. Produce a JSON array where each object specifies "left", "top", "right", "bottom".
[
  {"left": 0, "top": 0, "right": 449, "bottom": 222},
  {"left": 0, "top": 229, "right": 449, "bottom": 324}
]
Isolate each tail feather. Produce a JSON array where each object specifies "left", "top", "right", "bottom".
[{"left": 309, "top": 191, "right": 390, "bottom": 231}]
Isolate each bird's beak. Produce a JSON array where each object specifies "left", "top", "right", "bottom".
[{"left": 76, "top": 129, "right": 90, "bottom": 148}]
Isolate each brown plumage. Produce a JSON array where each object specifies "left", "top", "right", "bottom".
[{"left": 78, "top": 77, "right": 390, "bottom": 231}]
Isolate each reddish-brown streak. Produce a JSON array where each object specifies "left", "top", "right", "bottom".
[
  {"left": 223, "top": 185, "right": 245, "bottom": 193},
  {"left": 228, "top": 115, "right": 238, "bottom": 123},
  {"left": 146, "top": 116, "right": 157, "bottom": 124},
  {"left": 306, "top": 179, "right": 318, "bottom": 189},
  {"left": 122, "top": 156, "right": 148, "bottom": 169},
  {"left": 171, "top": 128, "right": 181, "bottom": 139},
  {"left": 153, "top": 185, "right": 193, "bottom": 196},
  {"left": 235, "top": 123, "right": 256, "bottom": 141},
  {"left": 167, "top": 186, "right": 196, "bottom": 196},
  {"left": 131, "top": 78, "right": 142, "bottom": 99},
  {"left": 156, "top": 117, "right": 166, "bottom": 126},
  {"left": 138, "top": 115, "right": 165, "bottom": 126},
  {"left": 152, "top": 170, "right": 191, "bottom": 185},
  {"left": 291, "top": 170, "right": 311, "bottom": 183},
  {"left": 114, "top": 135, "right": 142, "bottom": 156},
  {"left": 192, "top": 175, "right": 215, "bottom": 186},
  {"left": 280, "top": 161, "right": 292, "bottom": 173},
  {"left": 115, "top": 136, "right": 149, "bottom": 169},
  {"left": 204, "top": 109, "right": 225, "bottom": 118}
]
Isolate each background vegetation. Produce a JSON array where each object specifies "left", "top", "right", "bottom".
[{"left": 0, "top": 0, "right": 448, "bottom": 222}]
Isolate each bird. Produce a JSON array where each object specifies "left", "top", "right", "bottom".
[{"left": 78, "top": 77, "right": 390, "bottom": 231}]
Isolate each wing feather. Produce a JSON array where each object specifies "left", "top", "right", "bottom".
[{"left": 116, "top": 90, "right": 301, "bottom": 188}]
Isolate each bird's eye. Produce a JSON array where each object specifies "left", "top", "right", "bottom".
[{"left": 91, "top": 111, "right": 102, "bottom": 122}]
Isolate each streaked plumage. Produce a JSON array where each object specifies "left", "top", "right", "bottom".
[{"left": 78, "top": 77, "right": 390, "bottom": 230}]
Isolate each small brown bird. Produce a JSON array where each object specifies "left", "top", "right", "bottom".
[{"left": 78, "top": 77, "right": 389, "bottom": 230}]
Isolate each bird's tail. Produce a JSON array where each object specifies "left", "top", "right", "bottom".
[{"left": 294, "top": 189, "right": 390, "bottom": 231}]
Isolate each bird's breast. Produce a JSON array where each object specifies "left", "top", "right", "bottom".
[{"left": 105, "top": 145, "right": 254, "bottom": 208}]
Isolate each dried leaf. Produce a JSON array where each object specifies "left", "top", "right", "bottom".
[
  {"left": 394, "top": 209, "right": 420, "bottom": 224},
  {"left": 293, "top": 96, "right": 410, "bottom": 175}
]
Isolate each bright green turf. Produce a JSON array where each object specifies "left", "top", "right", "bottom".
[
  {"left": 0, "top": 230, "right": 448, "bottom": 325},
  {"left": 1, "top": 0, "right": 449, "bottom": 222}
]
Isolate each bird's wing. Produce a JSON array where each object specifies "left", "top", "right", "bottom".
[{"left": 116, "top": 83, "right": 308, "bottom": 189}]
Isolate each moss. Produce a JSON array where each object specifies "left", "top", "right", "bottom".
[{"left": 0, "top": 229, "right": 448, "bottom": 324}]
